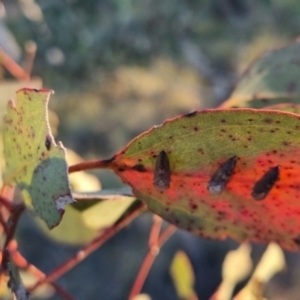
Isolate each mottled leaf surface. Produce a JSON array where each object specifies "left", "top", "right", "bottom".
[
  {"left": 107, "top": 109, "right": 300, "bottom": 251},
  {"left": 3, "top": 88, "right": 74, "bottom": 228},
  {"left": 222, "top": 40, "right": 300, "bottom": 108}
]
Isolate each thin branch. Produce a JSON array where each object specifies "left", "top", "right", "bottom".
[
  {"left": 1, "top": 204, "right": 25, "bottom": 271},
  {"left": 0, "top": 195, "right": 14, "bottom": 211},
  {"left": 148, "top": 215, "right": 162, "bottom": 249},
  {"left": 0, "top": 47, "right": 30, "bottom": 80},
  {"left": 50, "top": 283, "right": 76, "bottom": 300},
  {"left": 9, "top": 241, "right": 45, "bottom": 281},
  {"left": 68, "top": 158, "right": 114, "bottom": 173},
  {"left": 28, "top": 202, "right": 147, "bottom": 292},
  {"left": 23, "top": 41, "right": 37, "bottom": 76},
  {"left": 128, "top": 223, "right": 177, "bottom": 299},
  {"left": 0, "top": 210, "right": 9, "bottom": 235},
  {"left": 9, "top": 241, "right": 76, "bottom": 300}
]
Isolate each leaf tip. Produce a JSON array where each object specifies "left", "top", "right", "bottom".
[{"left": 16, "top": 87, "right": 54, "bottom": 95}]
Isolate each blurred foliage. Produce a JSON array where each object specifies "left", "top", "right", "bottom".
[
  {"left": 170, "top": 251, "right": 197, "bottom": 300},
  {"left": 5, "top": 0, "right": 300, "bottom": 159}
]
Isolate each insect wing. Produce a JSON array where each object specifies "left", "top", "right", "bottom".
[
  {"left": 251, "top": 166, "right": 279, "bottom": 200},
  {"left": 208, "top": 156, "right": 237, "bottom": 194},
  {"left": 153, "top": 150, "right": 171, "bottom": 191}
]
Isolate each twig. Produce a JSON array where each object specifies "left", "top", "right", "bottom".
[
  {"left": 68, "top": 158, "right": 114, "bottom": 173},
  {"left": 0, "top": 210, "right": 9, "bottom": 234},
  {"left": 9, "top": 241, "right": 45, "bottom": 281},
  {"left": 0, "top": 195, "right": 14, "bottom": 211},
  {"left": 0, "top": 47, "right": 30, "bottom": 80},
  {"left": 23, "top": 41, "right": 37, "bottom": 76},
  {"left": 9, "top": 241, "right": 76, "bottom": 300},
  {"left": 148, "top": 215, "right": 163, "bottom": 249},
  {"left": 28, "top": 201, "right": 147, "bottom": 292},
  {"left": 1, "top": 204, "right": 25, "bottom": 270},
  {"left": 51, "top": 283, "right": 76, "bottom": 300},
  {"left": 128, "top": 223, "right": 177, "bottom": 299}
]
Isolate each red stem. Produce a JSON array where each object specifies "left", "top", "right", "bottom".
[
  {"left": 0, "top": 47, "right": 30, "bottom": 80},
  {"left": 0, "top": 209, "right": 9, "bottom": 235},
  {"left": 9, "top": 242, "right": 75, "bottom": 300},
  {"left": 128, "top": 224, "right": 176, "bottom": 299},
  {"left": 68, "top": 158, "right": 114, "bottom": 173},
  {"left": 0, "top": 195, "right": 14, "bottom": 211},
  {"left": 148, "top": 215, "right": 162, "bottom": 249},
  {"left": 28, "top": 202, "right": 147, "bottom": 292},
  {"left": 1, "top": 204, "right": 25, "bottom": 270},
  {"left": 51, "top": 283, "right": 77, "bottom": 300}
]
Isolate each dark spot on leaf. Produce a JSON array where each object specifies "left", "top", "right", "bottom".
[
  {"left": 194, "top": 127, "right": 199, "bottom": 131},
  {"left": 190, "top": 203, "right": 198, "bottom": 210},
  {"left": 248, "top": 118, "right": 254, "bottom": 122},
  {"left": 220, "top": 119, "right": 226, "bottom": 123},
  {"left": 153, "top": 150, "right": 171, "bottom": 191},
  {"left": 292, "top": 236, "right": 300, "bottom": 247},
  {"left": 251, "top": 166, "right": 280, "bottom": 201},
  {"left": 45, "top": 135, "right": 52, "bottom": 151},
  {"left": 183, "top": 111, "right": 197, "bottom": 117},
  {"left": 133, "top": 164, "right": 147, "bottom": 172},
  {"left": 264, "top": 118, "right": 273, "bottom": 124},
  {"left": 208, "top": 156, "right": 237, "bottom": 194},
  {"left": 198, "top": 148, "right": 204, "bottom": 155}
]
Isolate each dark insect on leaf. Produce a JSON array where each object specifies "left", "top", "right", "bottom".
[
  {"left": 208, "top": 156, "right": 237, "bottom": 194},
  {"left": 45, "top": 135, "right": 52, "bottom": 151},
  {"left": 251, "top": 166, "right": 280, "bottom": 200},
  {"left": 153, "top": 150, "right": 171, "bottom": 191}
]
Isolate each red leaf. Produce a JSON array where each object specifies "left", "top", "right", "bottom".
[{"left": 106, "top": 109, "right": 300, "bottom": 251}]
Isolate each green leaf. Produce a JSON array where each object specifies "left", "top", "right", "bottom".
[
  {"left": 78, "top": 194, "right": 136, "bottom": 230},
  {"left": 106, "top": 109, "right": 300, "bottom": 251},
  {"left": 221, "top": 40, "right": 300, "bottom": 108},
  {"left": 73, "top": 188, "right": 137, "bottom": 230},
  {"left": 35, "top": 205, "right": 99, "bottom": 245},
  {"left": 3, "top": 88, "right": 74, "bottom": 228},
  {"left": 0, "top": 80, "right": 42, "bottom": 129},
  {"left": 36, "top": 188, "right": 137, "bottom": 244},
  {"left": 170, "top": 251, "right": 196, "bottom": 300}
]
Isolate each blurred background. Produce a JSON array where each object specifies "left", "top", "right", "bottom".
[{"left": 1, "top": 0, "right": 300, "bottom": 299}]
